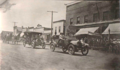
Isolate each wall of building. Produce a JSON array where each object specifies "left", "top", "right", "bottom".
[
  {"left": 53, "top": 20, "right": 65, "bottom": 35},
  {"left": 65, "top": 1, "right": 119, "bottom": 35}
]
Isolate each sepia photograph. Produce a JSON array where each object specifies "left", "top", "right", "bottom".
[{"left": 0, "top": 0, "right": 120, "bottom": 70}]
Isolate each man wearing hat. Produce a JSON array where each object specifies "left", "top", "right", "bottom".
[{"left": 58, "top": 33, "right": 65, "bottom": 46}]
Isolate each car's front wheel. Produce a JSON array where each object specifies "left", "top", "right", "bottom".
[
  {"left": 50, "top": 44, "right": 55, "bottom": 52},
  {"left": 31, "top": 42, "right": 35, "bottom": 49},
  {"left": 81, "top": 46, "right": 89, "bottom": 56},
  {"left": 68, "top": 44, "right": 75, "bottom": 55},
  {"left": 42, "top": 43, "right": 46, "bottom": 49},
  {"left": 62, "top": 47, "right": 67, "bottom": 53}
]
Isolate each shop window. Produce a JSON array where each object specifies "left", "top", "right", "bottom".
[
  {"left": 77, "top": 17, "right": 80, "bottom": 24},
  {"left": 70, "top": 18, "right": 73, "bottom": 25},
  {"left": 84, "top": 15, "right": 88, "bottom": 23},
  {"left": 93, "top": 13, "right": 99, "bottom": 22},
  {"left": 103, "top": 11, "right": 110, "bottom": 21},
  {"left": 59, "top": 26, "right": 61, "bottom": 32}
]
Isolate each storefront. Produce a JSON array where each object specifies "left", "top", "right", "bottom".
[
  {"left": 71, "top": 19, "right": 120, "bottom": 48},
  {"left": 102, "top": 23, "right": 120, "bottom": 39},
  {"left": 43, "top": 30, "right": 51, "bottom": 43}
]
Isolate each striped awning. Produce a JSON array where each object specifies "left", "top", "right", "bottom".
[
  {"left": 102, "top": 23, "right": 120, "bottom": 34},
  {"left": 74, "top": 27, "right": 99, "bottom": 36}
]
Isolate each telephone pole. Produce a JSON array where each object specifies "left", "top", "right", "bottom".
[{"left": 47, "top": 11, "right": 57, "bottom": 36}]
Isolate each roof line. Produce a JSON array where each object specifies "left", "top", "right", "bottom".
[
  {"left": 65, "top": 1, "right": 81, "bottom": 6},
  {"left": 53, "top": 19, "right": 65, "bottom": 23}
]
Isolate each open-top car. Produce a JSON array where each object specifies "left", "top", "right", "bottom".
[
  {"left": 22, "top": 31, "right": 46, "bottom": 49},
  {"left": 50, "top": 35, "right": 89, "bottom": 56}
]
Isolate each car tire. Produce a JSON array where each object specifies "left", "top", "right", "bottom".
[
  {"left": 31, "top": 42, "right": 35, "bottom": 49},
  {"left": 50, "top": 44, "right": 55, "bottom": 52},
  {"left": 62, "top": 47, "right": 67, "bottom": 53},
  {"left": 42, "top": 43, "right": 46, "bottom": 49},
  {"left": 81, "top": 46, "right": 89, "bottom": 56},
  {"left": 68, "top": 44, "right": 75, "bottom": 55}
]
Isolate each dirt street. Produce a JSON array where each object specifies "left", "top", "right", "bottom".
[{"left": 0, "top": 41, "right": 120, "bottom": 70}]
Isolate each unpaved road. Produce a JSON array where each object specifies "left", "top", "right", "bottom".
[{"left": 0, "top": 41, "right": 120, "bottom": 70}]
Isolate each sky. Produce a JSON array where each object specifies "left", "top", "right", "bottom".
[{"left": 0, "top": 0, "right": 76, "bottom": 33}]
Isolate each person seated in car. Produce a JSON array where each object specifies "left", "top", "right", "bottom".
[
  {"left": 76, "top": 38, "right": 86, "bottom": 46},
  {"left": 58, "top": 33, "right": 66, "bottom": 46},
  {"left": 38, "top": 33, "right": 44, "bottom": 43}
]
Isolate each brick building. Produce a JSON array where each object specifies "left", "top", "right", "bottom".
[{"left": 65, "top": 1, "right": 119, "bottom": 35}]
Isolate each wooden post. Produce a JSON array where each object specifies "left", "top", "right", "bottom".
[{"left": 108, "top": 29, "right": 110, "bottom": 43}]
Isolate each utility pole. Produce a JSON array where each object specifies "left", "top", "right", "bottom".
[{"left": 47, "top": 11, "right": 57, "bottom": 42}]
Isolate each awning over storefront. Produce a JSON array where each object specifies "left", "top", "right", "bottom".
[
  {"left": 102, "top": 23, "right": 120, "bottom": 34},
  {"left": 74, "top": 27, "right": 99, "bottom": 36}
]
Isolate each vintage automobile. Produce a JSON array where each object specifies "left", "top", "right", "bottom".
[
  {"left": 31, "top": 37, "right": 46, "bottom": 49},
  {"left": 23, "top": 31, "right": 46, "bottom": 49},
  {"left": 50, "top": 35, "right": 89, "bottom": 56}
]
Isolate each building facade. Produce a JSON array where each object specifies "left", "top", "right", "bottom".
[
  {"left": 53, "top": 20, "right": 66, "bottom": 35},
  {"left": 13, "top": 24, "right": 51, "bottom": 43},
  {"left": 65, "top": 1, "right": 119, "bottom": 35}
]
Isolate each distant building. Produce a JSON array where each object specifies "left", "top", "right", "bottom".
[
  {"left": 53, "top": 20, "right": 66, "bottom": 35},
  {"left": 18, "top": 24, "right": 52, "bottom": 43},
  {"left": 33, "top": 24, "right": 51, "bottom": 43},
  {"left": 65, "top": 1, "right": 119, "bottom": 35}
]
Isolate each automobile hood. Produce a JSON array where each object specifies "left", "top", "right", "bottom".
[{"left": 70, "top": 40, "right": 79, "bottom": 45}]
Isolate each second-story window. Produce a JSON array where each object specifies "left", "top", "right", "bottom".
[
  {"left": 84, "top": 15, "right": 88, "bottom": 23},
  {"left": 93, "top": 13, "right": 99, "bottom": 22},
  {"left": 77, "top": 17, "right": 80, "bottom": 24},
  {"left": 115, "top": 9, "right": 119, "bottom": 19},
  {"left": 70, "top": 18, "right": 73, "bottom": 25},
  {"left": 103, "top": 11, "right": 110, "bottom": 21}
]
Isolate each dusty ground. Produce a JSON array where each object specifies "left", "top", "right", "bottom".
[{"left": 0, "top": 40, "right": 120, "bottom": 70}]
